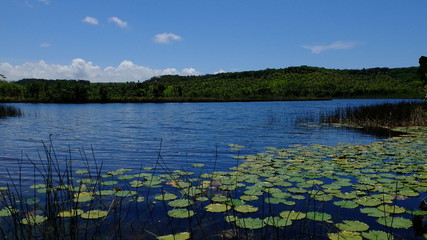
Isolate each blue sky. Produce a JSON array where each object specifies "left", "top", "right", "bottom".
[{"left": 1, "top": 0, "right": 426, "bottom": 82}]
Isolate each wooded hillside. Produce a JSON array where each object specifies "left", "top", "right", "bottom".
[{"left": 0, "top": 66, "right": 422, "bottom": 103}]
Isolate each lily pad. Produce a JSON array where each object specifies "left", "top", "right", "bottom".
[
  {"left": 334, "top": 200, "right": 359, "bottom": 209},
  {"left": 205, "top": 204, "right": 231, "bottom": 213},
  {"left": 157, "top": 232, "right": 190, "bottom": 240},
  {"left": 327, "top": 231, "right": 362, "bottom": 240},
  {"left": 279, "top": 211, "right": 306, "bottom": 220},
  {"left": 377, "top": 204, "right": 406, "bottom": 214},
  {"left": 20, "top": 215, "right": 47, "bottom": 225},
  {"left": 155, "top": 193, "right": 178, "bottom": 201},
  {"left": 114, "top": 190, "right": 138, "bottom": 197},
  {"left": 0, "top": 207, "right": 16, "bottom": 217},
  {"left": 361, "top": 230, "right": 394, "bottom": 240},
  {"left": 306, "top": 211, "right": 331, "bottom": 221},
  {"left": 167, "top": 209, "right": 195, "bottom": 219},
  {"left": 168, "top": 199, "right": 194, "bottom": 208},
  {"left": 58, "top": 209, "right": 84, "bottom": 218},
  {"left": 360, "top": 207, "right": 390, "bottom": 218},
  {"left": 81, "top": 210, "right": 109, "bottom": 219},
  {"left": 235, "top": 217, "right": 264, "bottom": 229},
  {"left": 234, "top": 205, "right": 258, "bottom": 213},
  {"left": 336, "top": 220, "right": 369, "bottom": 232},
  {"left": 376, "top": 216, "right": 412, "bottom": 229},
  {"left": 264, "top": 216, "right": 293, "bottom": 227}
]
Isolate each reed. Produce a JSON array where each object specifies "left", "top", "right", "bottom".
[
  {"left": 0, "top": 105, "right": 22, "bottom": 118},
  {"left": 321, "top": 101, "right": 427, "bottom": 129}
]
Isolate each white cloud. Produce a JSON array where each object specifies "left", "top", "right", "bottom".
[
  {"left": 82, "top": 16, "right": 99, "bottom": 25},
  {"left": 0, "top": 59, "right": 201, "bottom": 82},
  {"left": 303, "top": 41, "right": 358, "bottom": 54},
  {"left": 214, "top": 69, "right": 226, "bottom": 74},
  {"left": 39, "top": 42, "right": 50, "bottom": 48},
  {"left": 108, "top": 17, "right": 128, "bottom": 28},
  {"left": 153, "top": 33, "right": 182, "bottom": 44}
]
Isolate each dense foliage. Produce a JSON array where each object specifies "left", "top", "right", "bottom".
[{"left": 0, "top": 66, "right": 423, "bottom": 103}]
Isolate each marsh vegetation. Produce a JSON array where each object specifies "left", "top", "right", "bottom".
[{"left": 0, "top": 105, "right": 22, "bottom": 118}]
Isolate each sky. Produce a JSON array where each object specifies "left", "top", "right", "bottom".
[{"left": 1, "top": 0, "right": 426, "bottom": 82}]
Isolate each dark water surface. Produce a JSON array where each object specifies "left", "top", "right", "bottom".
[{"left": 0, "top": 99, "right": 411, "bottom": 185}]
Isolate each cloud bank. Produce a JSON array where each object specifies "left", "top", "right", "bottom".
[
  {"left": 303, "top": 41, "right": 358, "bottom": 54},
  {"left": 153, "top": 33, "right": 182, "bottom": 44},
  {"left": 0, "top": 59, "right": 200, "bottom": 82}
]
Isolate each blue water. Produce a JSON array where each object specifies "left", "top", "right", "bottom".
[{"left": 0, "top": 99, "right": 413, "bottom": 185}]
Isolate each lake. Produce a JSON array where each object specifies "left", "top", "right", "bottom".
[
  {"left": 0, "top": 99, "right": 403, "bottom": 183},
  {"left": 0, "top": 99, "right": 424, "bottom": 239}
]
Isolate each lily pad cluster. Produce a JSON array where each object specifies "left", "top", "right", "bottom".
[{"left": 0, "top": 127, "right": 426, "bottom": 239}]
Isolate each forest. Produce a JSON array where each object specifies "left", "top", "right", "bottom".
[{"left": 0, "top": 66, "right": 423, "bottom": 103}]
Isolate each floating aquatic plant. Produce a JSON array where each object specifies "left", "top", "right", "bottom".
[
  {"left": 205, "top": 204, "right": 231, "bottom": 213},
  {"left": 168, "top": 199, "right": 194, "bottom": 208},
  {"left": 21, "top": 215, "right": 47, "bottom": 225},
  {"left": 234, "top": 204, "right": 258, "bottom": 213},
  {"left": 58, "top": 209, "right": 83, "bottom": 218},
  {"left": 327, "top": 231, "right": 362, "bottom": 240},
  {"left": 157, "top": 232, "right": 190, "bottom": 240},
  {"left": 167, "top": 209, "right": 195, "bottom": 219},
  {"left": 306, "top": 211, "right": 332, "bottom": 221},
  {"left": 376, "top": 216, "right": 412, "bottom": 229},
  {"left": 155, "top": 193, "right": 178, "bottom": 201},
  {"left": 81, "top": 210, "right": 109, "bottom": 220},
  {"left": 279, "top": 211, "right": 306, "bottom": 220},
  {"left": 235, "top": 217, "right": 264, "bottom": 230},
  {"left": 336, "top": 220, "right": 369, "bottom": 232},
  {"left": 361, "top": 230, "right": 394, "bottom": 240},
  {"left": 264, "top": 216, "right": 292, "bottom": 227}
]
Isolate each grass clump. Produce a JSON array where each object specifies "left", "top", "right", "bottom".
[
  {"left": 0, "top": 105, "right": 22, "bottom": 118},
  {"left": 322, "top": 101, "right": 427, "bottom": 129}
]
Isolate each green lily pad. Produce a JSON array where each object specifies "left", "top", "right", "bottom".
[
  {"left": 327, "top": 231, "right": 362, "bottom": 240},
  {"left": 234, "top": 205, "right": 258, "bottom": 213},
  {"left": 155, "top": 193, "right": 178, "bottom": 201},
  {"left": 192, "top": 163, "right": 205, "bottom": 168},
  {"left": 336, "top": 220, "right": 369, "bottom": 232},
  {"left": 306, "top": 211, "right": 331, "bottom": 221},
  {"left": 211, "top": 195, "right": 229, "bottom": 203},
  {"left": 196, "top": 196, "right": 209, "bottom": 202},
  {"left": 114, "top": 190, "right": 137, "bottom": 197},
  {"left": 81, "top": 210, "right": 109, "bottom": 219},
  {"left": 168, "top": 199, "right": 194, "bottom": 208},
  {"left": 73, "top": 192, "right": 94, "bottom": 203},
  {"left": 96, "top": 190, "right": 116, "bottom": 196},
  {"left": 20, "top": 215, "right": 47, "bottom": 225},
  {"left": 240, "top": 195, "right": 259, "bottom": 201},
  {"left": 157, "top": 232, "right": 190, "bottom": 240},
  {"left": 101, "top": 180, "right": 118, "bottom": 186},
  {"left": 377, "top": 204, "right": 406, "bottom": 214},
  {"left": 279, "top": 211, "right": 306, "bottom": 220},
  {"left": 75, "top": 170, "right": 89, "bottom": 175},
  {"left": 205, "top": 204, "right": 231, "bottom": 213},
  {"left": 360, "top": 207, "right": 390, "bottom": 218},
  {"left": 29, "top": 184, "right": 46, "bottom": 189},
  {"left": 235, "top": 217, "right": 264, "bottom": 229},
  {"left": 355, "top": 197, "right": 382, "bottom": 207},
  {"left": 264, "top": 216, "right": 293, "bottom": 227},
  {"left": 0, "top": 207, "right": 16, "bottom": 217},
  {"left": 376, "top": 216, "right": 412, "bottom": 229},
  {"left": 167, "top": 209, "right": 195, "bottom": 218},
  {"left": 334, "top": 200, "right": 359, "bottom": 209},
  {"left": 361, "top": 230, "right": 394, "bottom": 240},
  {"left": 58, "top": 209, "right": 84, "bottom": 218}
]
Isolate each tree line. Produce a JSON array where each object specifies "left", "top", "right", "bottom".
[{"left": 0, "top": 66, "right": 423, "bottom": 103}]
